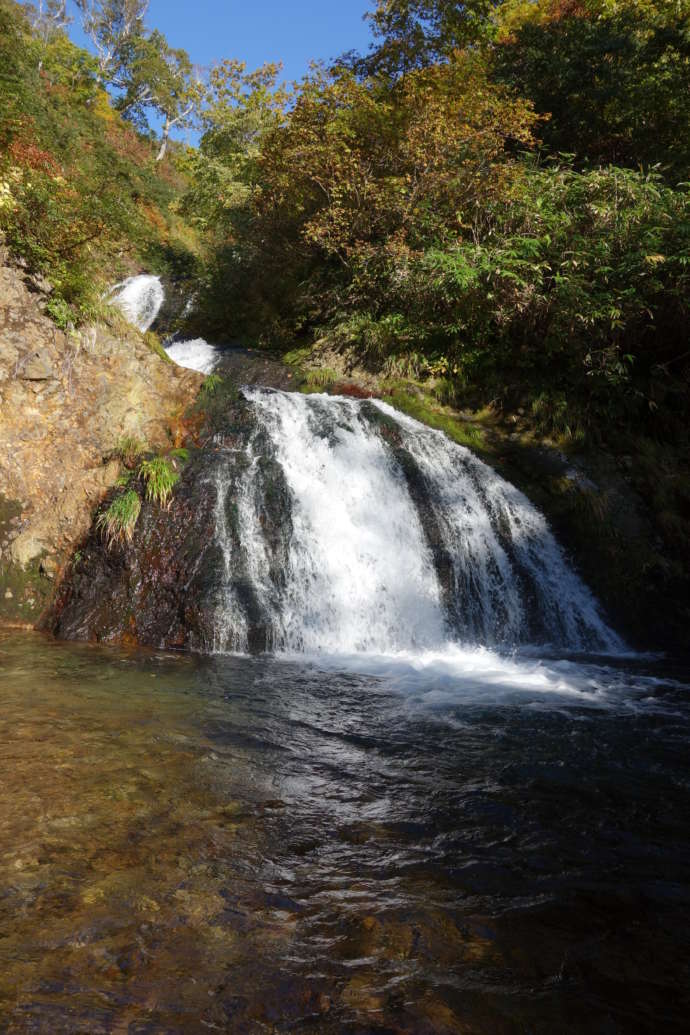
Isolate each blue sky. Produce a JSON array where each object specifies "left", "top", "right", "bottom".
[{"left": 66, "top": 0, "right": 374, "bottom": 85}]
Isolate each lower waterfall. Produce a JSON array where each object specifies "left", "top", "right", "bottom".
[
  {"left": 209, "top": 388, "right": 621, "bottom": 655},
  {"left": 164, "top": 338, "right": 221, "bottom": 374}
]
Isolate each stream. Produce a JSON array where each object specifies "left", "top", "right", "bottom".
[{"left": 1, "top": 630, "right": 688, "bottom": 1033}]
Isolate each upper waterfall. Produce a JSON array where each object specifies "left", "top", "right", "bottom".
[
  {"left": 110, "top": 274, "right": 164, "bottom": 332},
  {"left": 209, "top": 388, "right": 622, "bottom": 656}
]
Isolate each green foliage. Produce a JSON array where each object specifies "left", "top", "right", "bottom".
[
  {"left": 117, "top": 28, "right": 204, "bottom": 162},
  {"left": 374, "top": 162, "right": 689, "bottom": 433},
  {"left": 199, "top": 373, "right": 223, "bottom": 395},
  {"left": 138, "top": 455, "right": 179, "bottom": 507},
  {"left": 358, "top": 0, "right": 498, "bottom": 75},
  {"left": 493, "top": 0, "right": 690, "bottom": 178},
  {"left": 96, "top": 488, "right": 141, "bottom": 547},
  {"left": 168, "top": 446, "right": 190, "bottom": 463},
  {"left": 44, "top": 294, "right": 77, "bottom": 330}
]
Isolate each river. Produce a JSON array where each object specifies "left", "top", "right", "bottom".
[{"left": 1, "top": 630, "right": 688, "bottom": 1033}]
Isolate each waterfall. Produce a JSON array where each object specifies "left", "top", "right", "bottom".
[
  {"left": 110, "top": 274, "right": 164, "bottom": 332},
  {"left": 208, "top": 389, "right": 621, "bottom": 656},
  {"left": 109, "top": 275, "right": 222, "bottom": 373},
  {"left": 164, "top": 338, "right": 221, "bottom": 374}
]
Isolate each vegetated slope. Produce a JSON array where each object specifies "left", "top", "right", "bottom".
[
  {"left": 184, "top": 0, "right": 689, "bottom": 448},
  {"left": 0, "top": 0, "right": 198, "bottom": 329}
]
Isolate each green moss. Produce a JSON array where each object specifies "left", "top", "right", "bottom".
[
  {"left": 144, "top": 330, "right": 172, "bottom": 364},
  {"left": 0, "top": 498, "right": 43, "bottom": 622},
  {"left": 282, "top": 345, "right": 313, "bottom": 367},
  {"left": 0, "top": 564, "right": 52, "bottom": 622},
  {"left": 381, "top": 384, "right": 486, "bottom": 451}
]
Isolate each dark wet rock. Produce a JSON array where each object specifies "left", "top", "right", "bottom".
[
  {"left": 48, "top": 450, "right": 218, "bottom": 649},
  {"left": 47, "top": 394, "right": 293, "bottom": 651},
  {"left": 215, "top": 347, "right": 301, "bottom": 392}
]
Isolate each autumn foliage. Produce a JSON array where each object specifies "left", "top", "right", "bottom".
[{"left": 0, "top": 0, "right": 194, "bottom": 325}]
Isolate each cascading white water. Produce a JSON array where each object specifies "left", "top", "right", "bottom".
[
  {"left": 210, "top": 389, "right": 622, "bottom": 656},
  {"left": 372, "top": 400, "right": 614, "bottom": 648},
  {"left": 110, "top": 274, "right": 164, "bottom": 332},
  {"left": 109, "top": 273, "right": 223, "bottom": 373},
  {"left": 164, "top": 339, "right": 221, "bottom": 374}
]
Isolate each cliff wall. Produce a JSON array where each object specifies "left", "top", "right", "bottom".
[{"left": 0, "top": 250, "right": 201, "bottom": 624}]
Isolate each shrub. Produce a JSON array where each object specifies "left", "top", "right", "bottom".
[{"left": 168, "top": 446, "right": 190, "bottom": 463}]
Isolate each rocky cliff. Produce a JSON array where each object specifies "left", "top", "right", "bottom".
[{"left": 0, "top": 249, "right": 202, "bottom": 625}]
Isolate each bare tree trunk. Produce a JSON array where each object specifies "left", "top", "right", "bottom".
[{"left": 156, "top": 120, "right": 170, "bottom": 162}]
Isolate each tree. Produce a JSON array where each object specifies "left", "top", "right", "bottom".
[
  {"left": 357, "top": 0, "right": 499, "bottom": 75},
  {"left": 117, "top": 30, "right": 204, "bottom": 160},
  {"left": 74, "top": 0, "right": 148, "bottom": 84},
  {"left": 23, "top": 1, "right": 70, "bottom": 46},
  {"left": 493, "top": 0, "right": 690, "bottom": 177}
]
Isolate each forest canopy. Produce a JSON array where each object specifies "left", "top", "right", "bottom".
[
  {"left": 1, "top": 0, "right": 689, "bottom": 443},
  {"left": 180, "top": 0, "right": 689, "bottom": 443}
]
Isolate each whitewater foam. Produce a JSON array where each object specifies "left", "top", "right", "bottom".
[
  {"left": 110, "top": 274, "right": 164, "bottom": 332},
  {"left": 209, "top": 389, "right": 622, "bottom": 656},
  {"left": 164, "top": 339, "right": 221, "bottom": 374}
]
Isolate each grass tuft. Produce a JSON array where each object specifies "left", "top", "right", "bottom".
[
  {"left": 96, "top": 490, "right": 142, "bottom": 548},
  {"left": 114, "top": 436, "right": 147, "bottom": 468},
  {"left": 304, "top": 367, "right": 338, "bottom": 388},
  {"left": 138, "top": 456, "right": 179, "bottom": 508},
  {"left": 199, "top": 373, "right": 223, "bottom": 396}
]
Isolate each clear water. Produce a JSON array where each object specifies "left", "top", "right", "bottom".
[{"left": 1, "top": 630, "right": 688, "bottom": 1033}]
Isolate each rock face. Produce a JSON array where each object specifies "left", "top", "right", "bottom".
[
  {"left": 48, "top": 462, "right": 216, "bottom": 649},
  {"left": 46, "top": 373, "right": 300, "bottom": 651},
  {"left": 47, "top": 428, "right": 238, "bottom": 651},
  {"left": 0, "top": 249, "right": 202, "bottom": 624}
]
